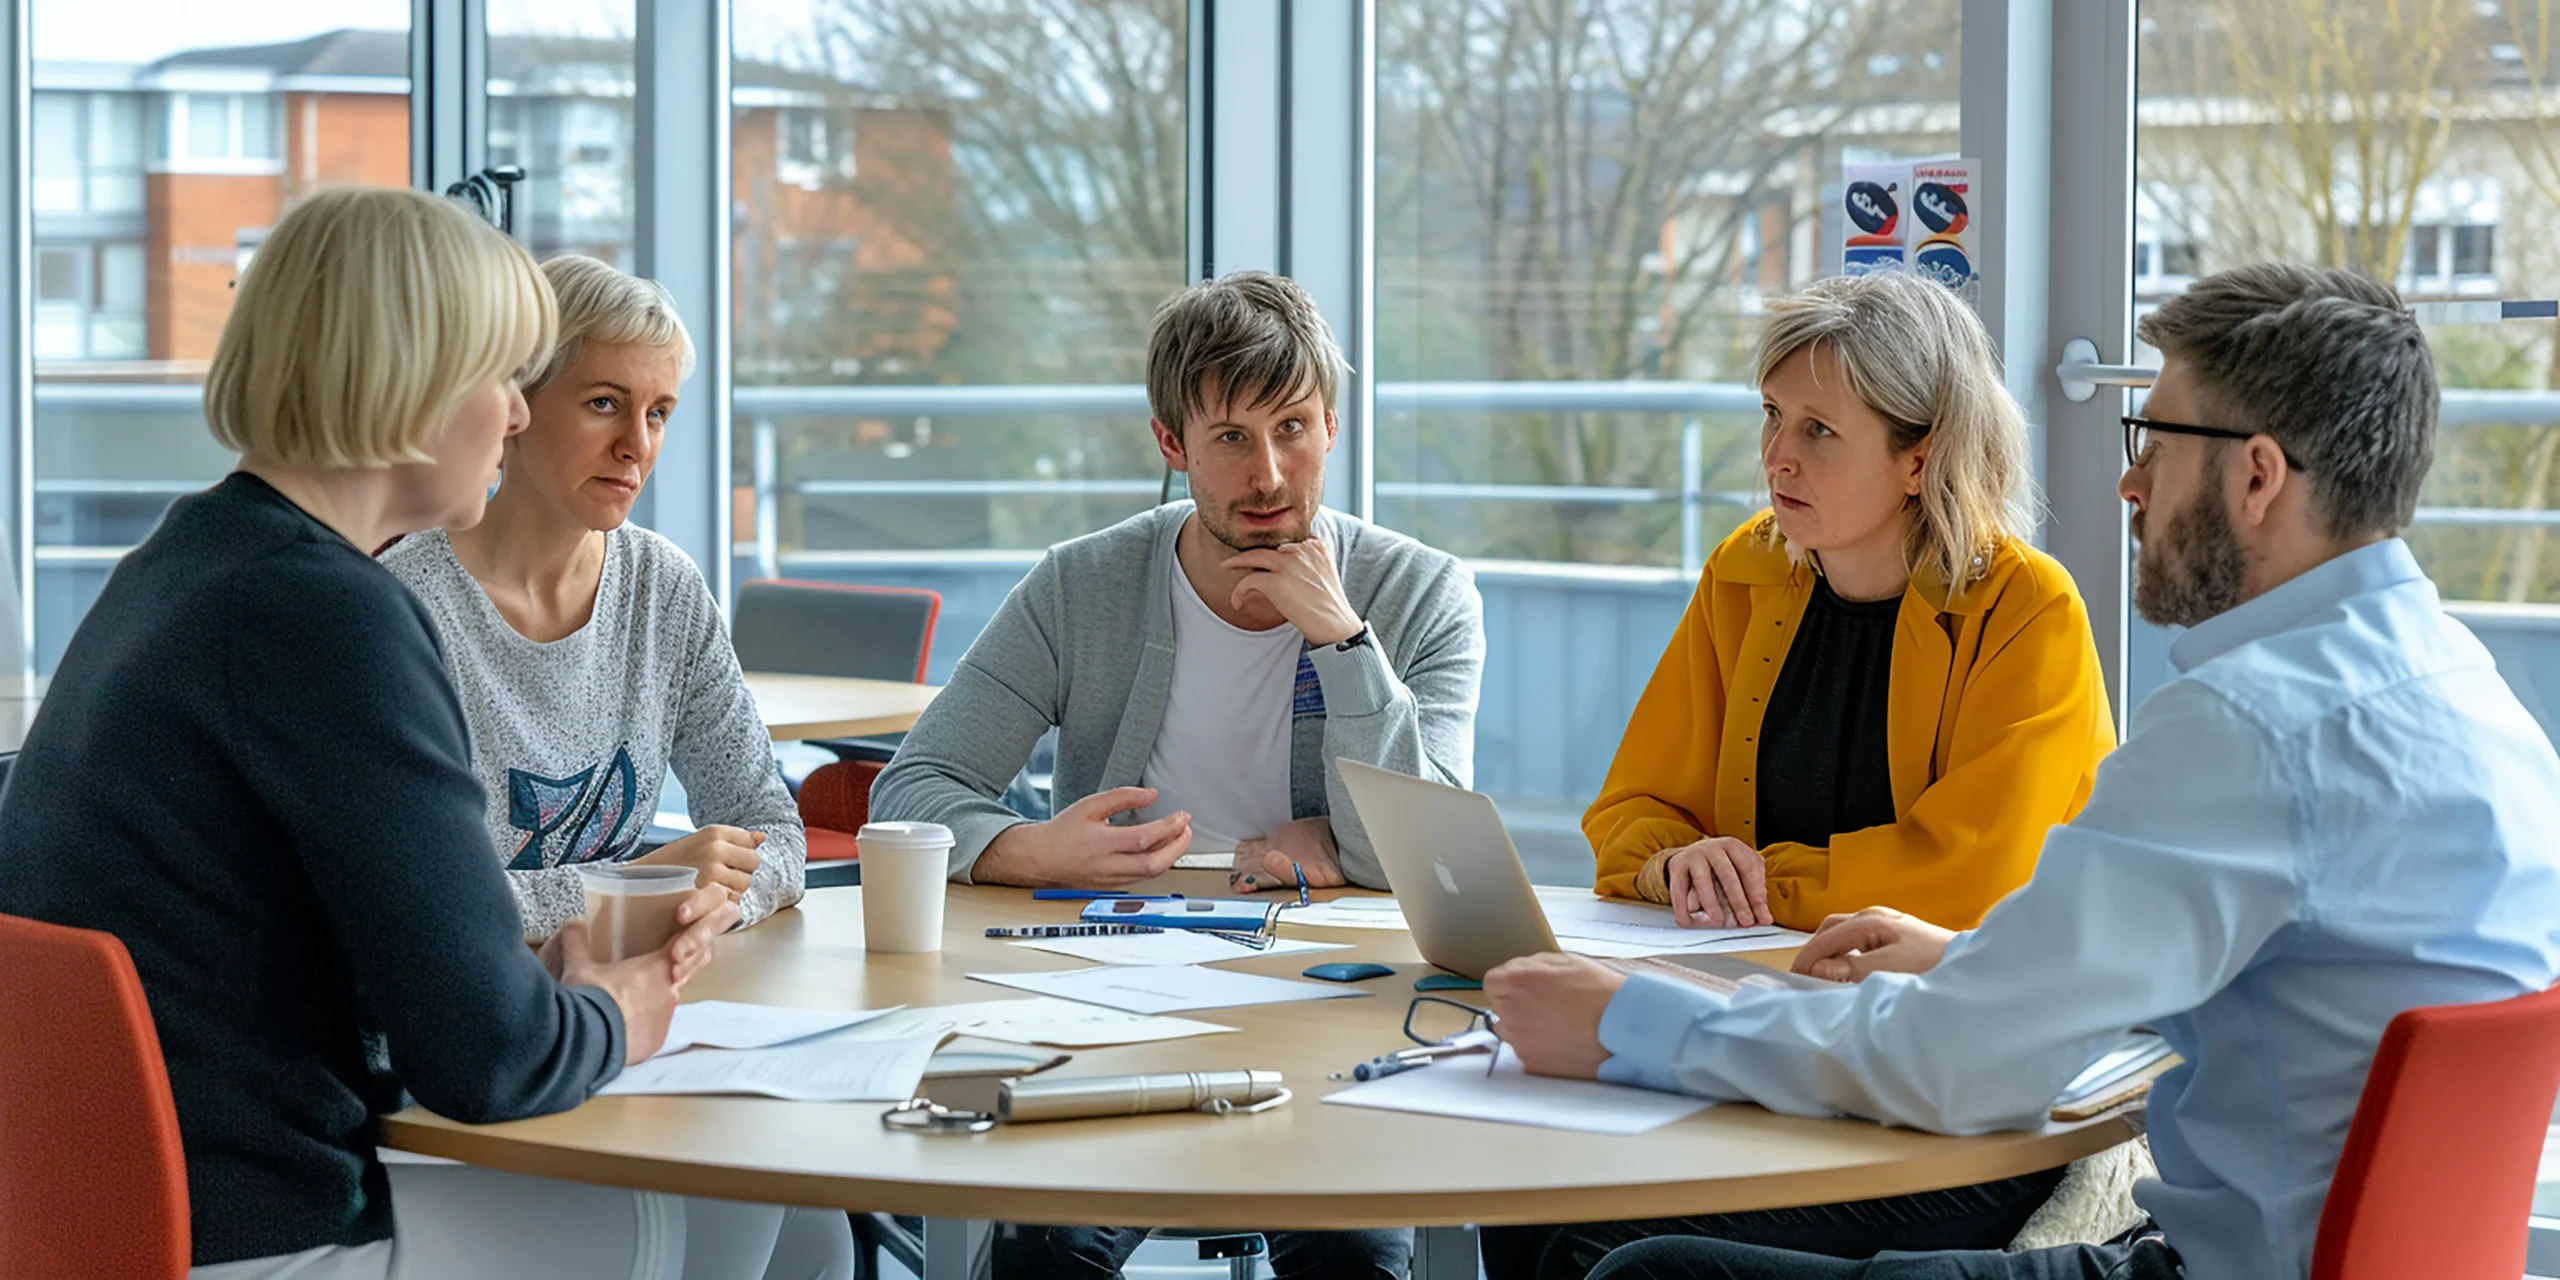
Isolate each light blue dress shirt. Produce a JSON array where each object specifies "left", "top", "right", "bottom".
[{"left": 1594, "top": 539, "right": 2560, "bottom": 1280}]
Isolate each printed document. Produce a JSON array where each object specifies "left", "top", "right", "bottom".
[
  {"left": 1323, "top": 1045, "right": 1713, "bottom": 1135},
  {"left": 654, "top": 1001, "right": 903, "bottom": 1058},
  {"left": 969, "top": 964, "right": 1370, "bottom": 1015},
  {"left": 844, "top": 997, "right": 1239, "bottom": 1048},
  {"left": 600, "top": 1033, "right": 942, "bottom": 1101}
]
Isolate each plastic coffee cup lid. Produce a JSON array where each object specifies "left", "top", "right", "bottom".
[
  {"left": 574, "top": 863, "right": 698, "bottom": 893},
  {"left": 858, "top": 821, "right": 955, "bottom": 850}
]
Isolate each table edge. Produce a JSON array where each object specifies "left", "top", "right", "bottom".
[{"left": 379, "top": 1110, "right": 2136, "bottom": 1229}]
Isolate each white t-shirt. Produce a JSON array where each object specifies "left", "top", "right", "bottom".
[{"left": 1136, "top": 560, "right": 1302, "bottom": 852}]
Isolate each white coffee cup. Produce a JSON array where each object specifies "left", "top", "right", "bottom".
[{"left": 858, "top": 821, "right": 953, "bottom": 953}]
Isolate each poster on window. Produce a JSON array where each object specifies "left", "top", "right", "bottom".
[
  {"left": 1841, "top": 162, "right": 1910, "bottom": 276},
  {"left": 1840, "top": 158, "right": 1981, "bottom": 307},
  {"left": 1908, "top": 160, "right": 1980, "bottom": 303}
]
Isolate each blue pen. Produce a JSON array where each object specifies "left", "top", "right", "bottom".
[{"left": 1029, "top": 890, "right": 1188, "bottom": 902}]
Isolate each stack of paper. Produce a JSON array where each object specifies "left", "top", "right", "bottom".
[
  {"left": 1280, "top": 888, "right": 1806, "bottom": 956},
  {"left": 2051, "top": 1033, "right": 2181, "bottom": 1119},
  {"left": 845, "top": 997, "right": 1238, "bottom": 1048},
  {"left": 601, "top": 1033, "right": 942, "bottom": 1101},
  {"left": 654, "top": 1001, "right": 903, "bottom": 1058},
  {"left": 968, "top": 964, "right": 1370, "bottom": 1014},
  {"left": 1277, "top": 897, "right": 1412, "bottom": 930},
  {"left": 1323, "top": 1050, "right": 1713, "bottom": 1134},
  {"left": 1536, "top": 888, "right": 1808, "bottom": 957}
]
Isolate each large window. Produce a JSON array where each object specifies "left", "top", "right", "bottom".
[
  {"left": 2130, "top": 1, "right": 2560, "bottom": 728},
  {"left": 29, "top": 3, "right": 411, "bottom": 670},
  {"left": 1372, "top": 0, "right": 1960, "bottom": 866},
  {"left": 488, "top": 1, "right": 638, "bottom": 266},
  {"left": 727, "top": 0, "right": 1186, "bottom": 675}
]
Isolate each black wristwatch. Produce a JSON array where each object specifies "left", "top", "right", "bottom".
[{"left": 1332, "top": 624, "right": 1373, "bottom": 652}]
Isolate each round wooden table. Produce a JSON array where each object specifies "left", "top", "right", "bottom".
[
  {"left": 384, "top": 874, "right": 2135, "bottom": 1277},
  {"left": 741, "top": 672, "right": 939, "bottom": 741}
]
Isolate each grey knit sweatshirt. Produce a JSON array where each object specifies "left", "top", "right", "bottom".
[
  {"left": 871, "top": 502, "right": 1486, "bottom": 888},
  {"left": 382, "top": 525, "right": 806, "bottom": 940}
]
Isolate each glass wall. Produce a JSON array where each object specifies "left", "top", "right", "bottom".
[
  {"left": 1374, "top": 0, "right": 1961, "bottom": 570},
  {"left": 29, "top": 0, "right": 411, "bottom": 669},
  {"left": 728, "top": 0, "right": 1187, "bottom": 655},
  {"left": 1371, "top": 0, "right": 1961, "bottom": 861},
  {"left": 2129, "top": 0, "right": 2560, "bottom": 734},
  {"left": 487, "top": 0, "right": 637, "bottom": 266}
]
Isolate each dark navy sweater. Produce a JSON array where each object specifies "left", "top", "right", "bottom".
[{"left": 0, "top": 473, "right": 623, "bottom": 1265}]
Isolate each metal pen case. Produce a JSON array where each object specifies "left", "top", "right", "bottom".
[{"left": 1077, "top": 897, "right": 1280, "bottom": 932}]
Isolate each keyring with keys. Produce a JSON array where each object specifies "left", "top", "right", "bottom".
[{"left": 881, "top": 1098, "right": 999, "bottom": 1133}]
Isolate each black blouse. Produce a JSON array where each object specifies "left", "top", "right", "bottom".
[{"left": 1754, "top": 575, "right": 1901, "bottom": 849}]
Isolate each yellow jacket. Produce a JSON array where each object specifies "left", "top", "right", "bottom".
[{"left": 1587, "top": 513, "right": 2115, "bottom": 931}]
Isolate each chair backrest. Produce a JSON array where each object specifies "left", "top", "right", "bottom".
[
  {"left": 0, "top": 913, "right": 190, "bottom": 1279},
  {"left": 732, "top": 579, "right": 940, "bottom": 683},
  {"left": 2310, "top": 983, "right": 2560, "bottom": 1280}
]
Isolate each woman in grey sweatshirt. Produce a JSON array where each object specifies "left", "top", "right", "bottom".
[
  {"left": 381, "top": 255, "right": 839, "bottom": 1278},
  {"left": 385, "top": 255, "right": 807, "bottom": 942}
]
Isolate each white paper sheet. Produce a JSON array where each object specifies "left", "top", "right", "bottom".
[
  {"left": 1323, "top": 1045, "right": 1713, "bottom": 1134},
  {"left": 968, "top": 964, "right": 1370, "bottom": 1014},
  {"left": 1010, "top": 932, "right": 1351, "bottom": 966},
  {"left": 1171, "top": 827, "right": 1243, "bottom": 869},
  {"left": 841, "top": 997, "right": 1239, "bottom": 1048},
  {"left": 654, "top": 1001, "right": 903, "bottom": 1058},
  {"left": 1278, "top": 897, "right": 1410, "bottom": 930},
  {"left": 599, "top": 1033, "right": 942, "bottom": 1101},
  {"left": 1534, "top": 887, "right": 1805, "bottom": 953},
  {"left": 1557, "top": 932, "right": 1810, "bottom": 959}
]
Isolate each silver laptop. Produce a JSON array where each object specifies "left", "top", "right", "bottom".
[{"left": 1334, "top": 758, "right": 1560, "bottom": 979}]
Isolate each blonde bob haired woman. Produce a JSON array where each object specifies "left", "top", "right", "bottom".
[
  {"left": 0, "top": 186, "right": 754, "bottom": 1279},
  {"left": 1589, "top": 269, "right": 2115, "bottom": 936}
]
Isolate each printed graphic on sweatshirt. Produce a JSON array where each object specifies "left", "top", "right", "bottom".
[{"left": 505, "top": 745, "right": 641, "bottom": 870}]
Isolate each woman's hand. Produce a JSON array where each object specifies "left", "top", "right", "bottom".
[
  {"left": 635, "top": 825, "right": 764, "bottom": 899},
  {"left": 1655, "top": 837, "right": 1772, "bottom": 928},
  {"left": 544, "top": 885, "right": 738, "bottom": 1063}
]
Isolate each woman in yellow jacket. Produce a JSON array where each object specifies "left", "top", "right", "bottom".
[
  {"left": 1587, "top": 273, "right": 2114, "bottom": 937},
  {"left": 1485, "top": 276, "right": 2121, "bottom": 1280}
]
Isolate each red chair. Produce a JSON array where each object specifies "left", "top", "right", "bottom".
[
  {"left": 0, "top": 913, "right": 190, "bottom": 1279},
  {"left": 2310, "top": 982, "right": 2560, "bottom": 1280},
  {"left": 731, "top": 579, "right": 942, "bottom": 881}
]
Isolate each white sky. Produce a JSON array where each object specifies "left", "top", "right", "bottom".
[{"left": 35, "top": 0, "right": 811, "bottom": 67}]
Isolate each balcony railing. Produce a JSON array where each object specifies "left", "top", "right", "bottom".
[{"left": 30, "top": 381, "right": 2560, "bottom": 578}]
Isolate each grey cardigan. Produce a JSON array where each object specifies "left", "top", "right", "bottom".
[{"left": 872, "top": 502, "right": 1485, "bottom": 888}]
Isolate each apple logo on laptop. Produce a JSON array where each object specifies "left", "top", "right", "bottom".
[{"left": 1433, "top": 859, "right": 1461, "bottom": 896}]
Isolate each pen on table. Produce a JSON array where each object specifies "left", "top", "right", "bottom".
[
  {"left": 985, "top": 923, "right": 1170, "bottom": 939},
  {"left": 1030, "top": 891, "right": 1187, "bottom": 902},
  {"left": 1332, "top": 1033, "right": 1505, "bottom": 1082}
]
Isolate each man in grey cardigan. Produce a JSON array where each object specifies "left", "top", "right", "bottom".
[
  {"left": 872, "top": 272, "right": 1481, "bottom": 1280},
  {"left": 874, "top": 271, "right": 1484, "bottom": 898}
]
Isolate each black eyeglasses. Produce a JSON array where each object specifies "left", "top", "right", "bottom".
[{"left": 2122, "top": 415, "right": 2308, "bottom": 473}]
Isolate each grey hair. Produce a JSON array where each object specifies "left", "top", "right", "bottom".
[
  {"left": 1145, "top": 271, "right": 1347, "bottom": 439},
  {"left": 1753, "top": 271, "right": 2034, "bottom": 594},
  {"left": 2136, "top": 263, "right": 2436, "bottom": 540},
  {"left": 525, "top": 254, "right": 696, "bottom": 395}
]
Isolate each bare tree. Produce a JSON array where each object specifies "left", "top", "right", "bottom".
[
  {"left": 2139, "top": 0, "right": 2480, "bottom": 278},
  {"left": 2477, "top": 0, "right": 2560, "bottom": 600},
  {"left": 1377, "top": 0, "right": 1954, "bottom": 563}
]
